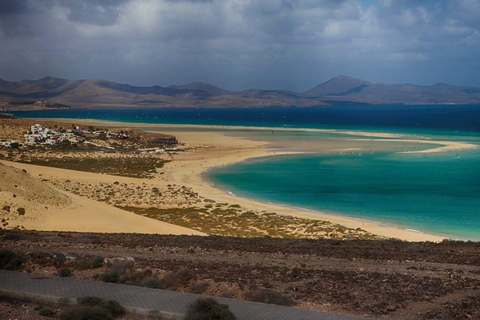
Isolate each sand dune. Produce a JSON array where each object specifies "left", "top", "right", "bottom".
[{"left": 0, "top": 161, "right": 204, "bottom": 235}]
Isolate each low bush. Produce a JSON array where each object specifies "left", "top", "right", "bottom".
[
  {"left": 0, "top": 249, "right": 25, "bottom": 270},
  {"left": 77, "top": 296, "right": 104, "bottom": 307},
  {"left": 122, "top": 269, "right": 152, "bottom": 285},
  {"left": 92, "top": 256, "right": 104, "bottom": 268},
  {"left": 184, "top": 298, "right": 236, "bottom": 320},
  {"left": 189, "top": 281, "right": 209, "bottom": 294},
  {"left": 76, "top": 256, "right": 104, "bottom": 270},
  {"left": 162, "top": 267, "right": 194, "bottom": 289},
  {"left": 101, "top": 299, "right": 125, "bottom": 317},
  {"left": 141, "top": 276, "right": 162, "bottom": 289},
  {"left": 76, "top": 297, "right": 125, "bottom": 318},
  {"left": 58, "top": 306, "right": 113, "bottom": 320},
  {"left": 98, "top": 270, "right": 120, "bottom": 283},
  {"left": 244, "top": 288, "right": 296, "bottom": 306},
  {"left": 58, "top": 267, "right": 73, "bottom": 277},
  {"left": 110, "top": 260, "right": 134, "bottom": 275}
]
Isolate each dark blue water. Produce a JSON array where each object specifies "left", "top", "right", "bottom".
[{"left": 9, "top": 104, "right": 480, "bottom": 133}]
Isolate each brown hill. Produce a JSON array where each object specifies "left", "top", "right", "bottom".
[
  {"left": 1, "top": 75, "right": 480, "bottom": 109},
  {"left": 305, "top": 75, "right": 480, "bottom": 104}
]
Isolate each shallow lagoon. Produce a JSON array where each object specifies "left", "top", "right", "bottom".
[
  {"left": 11, "top": 106, "right": 480, "bottom": 239},
  {"left": 209, "top": 132, "right": 480, "bottom": 240}
]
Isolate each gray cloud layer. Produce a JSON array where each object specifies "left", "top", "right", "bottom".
[{"left": 1, "top": 0, "right": 479, "bottom": 91}]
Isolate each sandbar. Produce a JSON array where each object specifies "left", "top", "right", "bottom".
[{"left": 7, "top": 118, "right": 473, "bottom": 241}]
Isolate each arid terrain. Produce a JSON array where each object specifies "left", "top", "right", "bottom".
[
  {"left": 1, "top": 117, "right": 478, "bottom": 319},
  {"left": 2, "top": 230, "right": 480, "bottom": 320}
]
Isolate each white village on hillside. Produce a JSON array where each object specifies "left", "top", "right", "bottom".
[{"left": 1, "top": 124, "right": 174, "bottom": 155}]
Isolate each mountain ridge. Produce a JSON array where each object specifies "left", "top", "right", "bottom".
[{"left": 1, "top": 75, "right": 480, "bottom": 110}]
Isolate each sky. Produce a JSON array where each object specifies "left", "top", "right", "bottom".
[{"left": 1, "top": 0, "right": 480, "bottom": 92}]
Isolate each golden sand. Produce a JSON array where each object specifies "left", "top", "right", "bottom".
[{"left": 4, "top": 118, "right": 472, "bottom": 241}]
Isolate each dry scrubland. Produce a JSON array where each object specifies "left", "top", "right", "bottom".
[{"left": 2, "top": 230, "right": 480, "bottom": 320}]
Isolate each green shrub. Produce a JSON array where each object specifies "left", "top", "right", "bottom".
[
  {"left": 245, "top": 288, "right": 296, "bottom": 306},
  {"left": 101, "top": 300, "right": 125, "bottom": 317},
  {"left": 184, "top": 298, "right": 236, "bottom": 320},
  {"left": 162, "top": 267, "right": 194, "bottom": 289},
  {"left": 77, "top": 296, "right": 104, "bottom": 307},
  {"left": 121, "top": 269, "right": 152, "bottom": 285},
  {"left": 59, "top": 306, "right": 113, "bottom": 320},
  {"left": 98, "top": 270, "right": 120, "bottom": 283},
  {"left": 58, "top": 267, "right": 73, "bottom": 277},
  {"left": 110, "top": 260, "right": 134, "bottom": 275},
  {"left": 92, "top": 256, "right": 104, "bottom": 268},
  {"left": 141, "top": 276, "right": 162, "bottom": 289},
  {"left": 76, "top": 297, "right": 125, "bottom": 318},
  {"left": 189, "top": 282, "right": 209, "bottom": 294},
  {"left": 76, "top": 256, "right": 103, "bottom": 270},
  {"left": 75, "top": 259, "right": 92, "bottom": 271},
  {"left": 0, "top": 249, "right": 25, "bottom": 270}
]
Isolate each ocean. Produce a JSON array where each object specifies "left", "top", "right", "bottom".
[{"left": 9, "top": 105, "right": 480, "bottom": 240}]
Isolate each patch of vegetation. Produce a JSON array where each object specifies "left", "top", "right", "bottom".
[
  {"left": 75, "top": 256, "right": 104, "bottom": 270},
  {"left": 22, "top": 157, "right": 168, "bottom": 179},
  {"left": 0, "top": 249, "right": 25, "bottom": 270},
  {"left": 58, "top": 306, "right": 113, "bottom": 320},
  {"left": 141, "top": 276, "right": 162, "bottom": 289},
  {"left": 184, "top": 298, "right": 236, "bottom": 320},
  {"left": 77, "top": 296, "right": 105, "bottom": 307},
  {"left": 97, "top": 270, "right": 120, "bottom": 283},
  {"left": 120, "top": 206, "right": 382, "bottom": 240},
  {"left": 189, "top": 281, "right": 210, "bottom": 294},
  {"left": 100, "top": 300, "right": 125, "bottom": 318},
  {"left": 76, "top": 297, "right": 125, "bottom": 318},
  {"left": 110, "top": 259, "right": 134, "bottom": 274},
  {"left": 96, "top": 259, "right": 134, "bottom": 284},
  {"left": 245, "top": 287, "right": 296, "bottom": 306},
  {"left": 2, "top": 232, "right": 30, "bottom": 241},
  {"left": 162, "top": 267, "right": 194, "bottom": 290},
  {"left": 118, "top": 269, "right": 152, "bottom": 286},
  {"left": 58, "top": 267, "right": 73, "bottom": 277}
]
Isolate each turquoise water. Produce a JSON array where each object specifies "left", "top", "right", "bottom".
[
  {"left": 209, "top": 149, "right": 480, "bottom": 240},
  {"left": 11, "top": 106, "right": 480, "bottom": 239}
]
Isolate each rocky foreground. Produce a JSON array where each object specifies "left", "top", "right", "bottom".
[{"left": 1, "top": 229, "right": 479, "bottom": 320}]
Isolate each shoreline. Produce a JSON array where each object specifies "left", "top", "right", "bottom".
[
  {"left": 198, "top": 154, "right": 453, "bottom": 242},
  {"left": 36, "top": 118, "right": 479, "bottom": 153},
  {"left": 8, "top": 117, "right": 475, "bottom": 241}
]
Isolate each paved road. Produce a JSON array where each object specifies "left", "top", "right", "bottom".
[{"left": 0, "top": 270, "right": 368, "bottom": 320}]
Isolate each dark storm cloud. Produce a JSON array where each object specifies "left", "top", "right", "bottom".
[
  {"left": 0, "top": 0, "right": 31, "bottom": 15},
  {"left": 64, "top": 0, "right": 131, "bottom": 26},
  {"left": 1, "top": 0, "right": 480, "bottom": 90},
  {"left": 0, "top": 0, "right": 56, "bottom": 37}
]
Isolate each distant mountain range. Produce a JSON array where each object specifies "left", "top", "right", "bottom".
[{"left": 1, "top": 75, "right": 480, "bottom": 110}]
